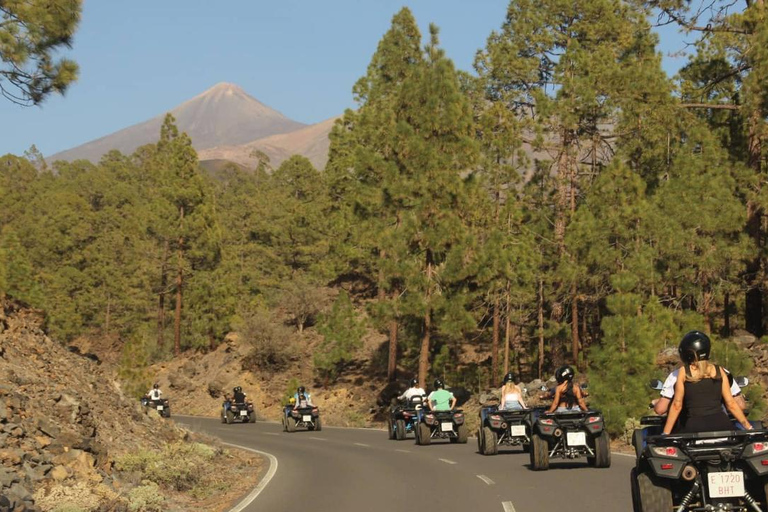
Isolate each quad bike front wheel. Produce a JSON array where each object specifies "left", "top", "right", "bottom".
[
  {"left": 416, "top": 423, "right": 431, "bottom": 445},
  {"left": 456, "top": 424, "right": 468, "bottom": 444},
  {"left": 395, "top": 419, "right": 406, "bottom": 440},
  {"left": 481, "top": 426, "right": 498, "bottom": 455}
]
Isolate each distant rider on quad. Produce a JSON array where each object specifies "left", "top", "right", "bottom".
[
  {"left": 233, "top": 386, "right": 247, "bottom": 404},
  {"left": 294, "top": 386, "right": 313, "bottom": 409},
  {"left": 428, "top": 379, "right": 457, "bottom": 411},
  {"left": 547, "top": 366, "right": 588, "bottom": 413},
  {"left": 398, "top": 378, "right": 426, "bottom": 402},
  {"left": 500, "top": 372, "right": 527, "bottom": 410},
  {"left": 146, "top": 383, "right": 162, "bottom": 402}
]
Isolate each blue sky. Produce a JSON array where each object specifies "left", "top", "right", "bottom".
[{"left": 0, "top": 0, "right": 692, "bottom": 157}]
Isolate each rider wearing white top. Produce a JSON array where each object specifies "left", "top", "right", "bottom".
[
  {"left": 500, "top": 372, "right": 526, "bottom": 410},
  {"left": 653, "top": 366, "right": 745, "bottom": 414},
  {"left": 147, "top": 384, "right": 162, "bottom": 401},
  {"left": 398, "top": 378, "right": 426, "bottom": 402}
]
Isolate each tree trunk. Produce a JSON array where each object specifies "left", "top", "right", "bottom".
[
  {"left": 745, "top": 107, "right": 764, "bottom": 337},
  {"left": 418, "top": 251, "right": 433, "bottom": 389},
  {"left": 538, "top": 278, "right": 545, "bottom": 380},
  {"left": 571, "top": 284, "right": 580, "bottom": 366},
  {"left": 491, "top": 296, "right": 500, "bottom": 386},
  {"left": 388, "top": 317, "right": 398, "bottom": 382},
  {"left": 157, "top": 239, "right": 169, "bottom": 349},
  {"left": 174, "top": 206, "right": 185, "bottom": 357},
  {"left": 503, "top": 288, "right": 511, "bottom": 377}
]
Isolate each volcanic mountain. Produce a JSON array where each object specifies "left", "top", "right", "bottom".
[{"left": 49, "top": 82, "right": 306, "bottom": 162}]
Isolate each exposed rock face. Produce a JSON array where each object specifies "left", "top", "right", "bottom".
[{"left": 0, "top": 300, "right": 183, "bottom": 511}]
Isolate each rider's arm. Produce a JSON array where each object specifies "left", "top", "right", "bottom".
[
  {"left": 518, "top": 387, "right": 527, "bottom": 409},
  {"left": 547, "top": 386, "right": 562, "bottom": 414},
  {"left": 734, "top": 394, "right": 747, "bottom": 411},
  {"left": 663, "top": 370, "right": 686, "bottom": 434},
  {"left": 575, "top": 386, "right": 588, "bottom": 411},
  {"left": 721, "top": 368, "right": 752, "bottom": 430},
  {"left": 653, "top": 397, "right": 671, "bottom": 415},
  {"left": 450, "top": 395, "right": 457, "bottom": 410}
]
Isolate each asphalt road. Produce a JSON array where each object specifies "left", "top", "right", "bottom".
[{"left": 176, "top": 416, "right": 635, "bottom": 512}]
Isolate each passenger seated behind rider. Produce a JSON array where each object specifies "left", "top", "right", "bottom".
[
  {"left": 547, "top": 366, "right": 588, "bottom": 413},
  {"left": 232, "top": 386, "right": 247, "bottom": 404},
  {"left": 293, "top": 386, "right": 313, "bottom": 409},
  {"left": 398, "top": 378, "right": 426, "bottom": 403},
  {"left": 499, "top": 372, "right": 527, "bottom": 410},
  {"left": 428, "top": 379, "right": 457, "bottom": 411},
  {"left": 662, "top": 331, "right": 752, "bottom": 434}
]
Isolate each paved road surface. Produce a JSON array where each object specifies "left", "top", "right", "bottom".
[{"left": 176, "top": 417, "right": 634, "bottom": 512}]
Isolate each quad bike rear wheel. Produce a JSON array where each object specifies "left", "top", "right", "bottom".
[
  {"left": 225, "top": 410, "right": 235, "bottom": 424},
  {"left": 416, "top": 422, "right": 431, "bottom": 445},
  {"left": 387, "top": 418, "right": 395, "bottom": 440},
  {"left": 530, "top": 433, "right": 549, "bottom": 471},
  {"left": 286, "top": 417, "right": 296, "bottom": 433},
  {"left": 456, "top": 424, "right": 468, "bottom": 444},
  {"left": 481, "top": 426, "right": 498, "bottom": 455},
  {"left": 395, "top": 419, "right": 406, "bottom": 440},
  {"left": 315, "top": 416, "right": 322, "bottom": 431},
  {"left": 248, "top": 412, "right": 256, "bottom": 424},
  {"left": 636, "top": 470, "right": 672, "bottom": 512},
  {"left": 589, "top": 430, "right": 611, "bottom": 468}
]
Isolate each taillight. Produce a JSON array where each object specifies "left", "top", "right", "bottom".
[
  {"left": 752, "top": 442, "right": 768, "bottom": 454},
  {"left": 312, "top": 408, "right": 319, "bottom": 414},
  {"left": 660, "top": 463, "right": 674, "bottom": 470},
  {"left": 539, "top": 418, "right": 554, "bottom": 426},
  {"left": 586, "top": 416, "right": 601, "bottom": 424},
  {"left": 403, "top": 412, "right": 411, "bottom": 418},
  {"left": 490, "top": 415, "right": 502, "bottom": 421},
  {"left": 652, "top": 446, "right": 679, "bottom": 457}
]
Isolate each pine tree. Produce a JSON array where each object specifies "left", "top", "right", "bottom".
[{"left": 315, "top": 291, "right": 366, "bottom": 383}]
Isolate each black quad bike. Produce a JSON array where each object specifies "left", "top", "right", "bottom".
[
  {"left": 529, "top": 408, "right": 611, "bottom": 470},
  {"left": 388, "top": 396, "right": 425, "bottom": 441},
  {"left": 221, "top": 400, "right": 256, "bottom": 424},
  {"left": 632, "top": 429, "right": 768, "bottom": 512},
  {"left": 415, "top": 409, "right": 468, "bottom": 445},
  {"left": 284, "top": 406, "right": 322, "bottom": 432},
  {"left": 477, "top": 404, "right": 532, "bottom": 455},
  {"left": 141, "top": 397, "right": 171, "bottom": 418}
]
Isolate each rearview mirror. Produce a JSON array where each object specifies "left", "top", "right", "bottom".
[
  {"left": 735, "top": 376, "right": 749, "bottom": 388},
  {"left": 649, "top": 379, "right": 664, "bottom": 391}
]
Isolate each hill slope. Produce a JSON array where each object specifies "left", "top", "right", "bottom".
[
  {"left": 49, "top": 83, "right": 306, "bottom": 162},
  {"left": 198, "top": 116, "right": 338, "bottom": 170}
]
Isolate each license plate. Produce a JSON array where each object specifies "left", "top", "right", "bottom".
[
  {"left": 708, "top": 471, "right": 745, "bottom": 498},
  {"left": 156, "top": 405, "right": 164, "bottom": 411},
  {"left": 303, "top": 415, "right": 312, "bottom": 422},
  {"left": 240, "top": 410, "right": 247, "bottom": 416},
  {"left": 566, "top": 432, "right": 586, "bottom": 446},
  {"left": 510, "top": 425, "right": 526, "bottom": 437},
  {"left": 440, "top": 422, "right": 454, "bottom": 432}
]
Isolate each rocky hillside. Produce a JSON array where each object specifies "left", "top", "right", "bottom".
[{"left": 0, "top": 300, "right": 259, "bottom": 511}]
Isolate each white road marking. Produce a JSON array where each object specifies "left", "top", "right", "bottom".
[
  {"left": 477, "top": 474, "right": 495, "bottom": 485},
  {"left": 354, "top": 442, "right": 370, "bottom": 447},
  {"left": 263, "top": 432, "right": 280, "bottom": 436},
  {"left": 502, "top": 501, "right": 517, "bottom": 512},
  {"left": 309, "top": 436, "right": 327, "bottom": 441},
  {"left": 223, "top": 443, "right": 278, "bottom": 512},
  {"left": 395, "top": 449, "right": 411, "bottom": 453},
  {"left": 438, "top": 458, "right": 458, "bottom": 465}
]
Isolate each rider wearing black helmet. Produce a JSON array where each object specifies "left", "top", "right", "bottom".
[
  {"left": 398, "top": 377, "right": 426, "bottom": 402},
  {"left": 233, "top": 386, "right": 246, "bottom": 404},
  {"left": 293, "top": 386, "right": 313, "bottom": 409},
  {"left": 547, "top": 366, "right": 588, "bottom": 413},
  {"left": 500, "top": 372, "right": 527, "bottom": 410},
  {"left": 663, "top": 331, "right": 751, "bottom": 434},
  {"left": 427, "top": 379, "right": 456, "bottom": 411},
  {"left": 653, "top": 331, "right": 746, "bottom": 414},
  {"left": 147, "top": 382, "right": 162, "bottom": 402}
]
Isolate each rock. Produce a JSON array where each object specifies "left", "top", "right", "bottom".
[
  {"left": 732, "top": 329, "right": 758, "bottom": 349},
  {"left": 6, "top": 482, "right": 33, "bottom": 508},
  {"left": 33, "top": 436, "right": 51, "bottom": 449},
  {"left": 0, "top": 466, "right": 19, "bottom": 487},
  {"left": 0, "top": 448, "right": 23, "bottom": 465},
  {"left": 49, "top": 465, "right": 68, "bottom": 481},
  {"left": 36, "top": 418, "right": 60, "bottom": 439}
]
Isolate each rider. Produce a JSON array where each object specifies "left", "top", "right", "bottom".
[
  {"left": 427, "top": 379, "right": 457, "bottom": 411},
  {"left": 398, "top": 378, "right": 426, "bottom": 403},
  {"left": 293, "top": 386, "right": 313, "bottom": 409},
  {"left": 500, "top": 372, "right": 527, "bottom": 410},
  {"left": 284, "top": 397, "right": 296, "bottom": 418},
  {"left": 232, "top": 386, "right": 247, "bottom": 404},
  {"left": 146, "top": 383, "right": 162, "bottom": 403},
  {"left": 662, "top": 330, "right": 752, "bottom": 434},
  {"left": 547, "top": 366, "right": 588, "bottom": 413}
]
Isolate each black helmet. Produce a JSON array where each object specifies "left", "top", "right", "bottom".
[
  {"left": 433, "top": 379, "right": 444, "bottom": 389},
  {"left": 502, "top": 372, "right": 515, "bottom": 384},
  {"left": 298, "top": 386, "right": 306, "bottom": 393},
  {"left": 555, "top": 366, "right": 575, "bottom": 384},
  {"left": 153, "top": 383, "right": 159, "bottom": 389},
  {"left": 678, "top": 331, "right": 711, "bottom": 364},
  {"left": 410, "top": 378, "right": 418, "bottom": 387},
  {"left": 234, "top": 386, "right": 242, "bottom": 393}
]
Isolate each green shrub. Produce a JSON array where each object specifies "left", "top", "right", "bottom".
[{"left": 127, "top": 482, "right": 165, "bottom": 512}]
